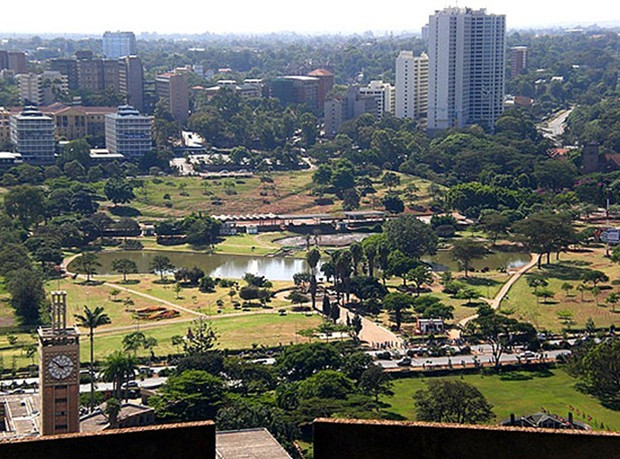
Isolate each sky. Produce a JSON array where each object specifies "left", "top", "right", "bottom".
[{"left": 0, "top": 1, "right": 618, "bottom": 35}]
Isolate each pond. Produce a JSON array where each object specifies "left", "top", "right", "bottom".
[
  {"left": 72, "top": 251, "right": 313, "bottom": 281},
  {"left": 422, "top": 249, "right": 531, "bottom": 272}
]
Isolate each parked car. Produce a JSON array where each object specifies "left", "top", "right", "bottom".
[{"left": 397, "top": 358, "right": 412, "bottom": 366}]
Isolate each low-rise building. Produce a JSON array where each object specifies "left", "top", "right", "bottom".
[{"left": 416, "top": 318, "right": 445, "bottom": 335}]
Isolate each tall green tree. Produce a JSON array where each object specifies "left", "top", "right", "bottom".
[
  {"left": 112, "top": 258, "right": 138, "bottom": 283},
  {"left": 73, "top": 253, "right": 101, "bottom": 283},
  {"left": 384, "top": 214, "right": 438, "bottom": 260},
  {"left": 150, "top": 255, "right": 174, "bottom": 281},
  {"left": 101, "top": 351, "right": 138, "bottom": 400},
  {"left": 451, "top": 239, "right": 487, "bottom": 277},
  {"left": 306, "top": 248, "right": 321, "bottom": 310},
  {"left": 414, "top": 380, "right": 494, "bottom": 424},
  {"left": 383, "top": 292, "right": 414, "bottom": 330},
  {"left": 74, "top": 305, "right": 111, "bottom": 410}
]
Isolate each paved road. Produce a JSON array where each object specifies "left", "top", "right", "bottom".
[
  {"left": 449, "top": 253, "right": 538, "bottom": 340},
  {"left": 541, "top": 108, "right": 574, "bottom": 145}
]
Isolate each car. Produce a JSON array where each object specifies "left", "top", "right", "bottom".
[
  {"left": 397, "top": 358, "right": 412, "bottom": 367},
  {"left": 518, "top": 351, "right": 536, "bottom": 359}
]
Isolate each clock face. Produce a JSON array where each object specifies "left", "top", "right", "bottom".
[{"left": 48, "top": 354, "right": 74, "bottom": 380}]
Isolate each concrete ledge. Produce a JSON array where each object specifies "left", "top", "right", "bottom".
[
  {"left": 0, "top": 421, "right": 216, "bottom": 459},
  {"left": 313, "top": 418, "right": 620, "bottom": 459}
]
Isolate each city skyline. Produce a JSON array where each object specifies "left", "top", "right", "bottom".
[{"left": 0, "top": 1, "right": 617, "bottom": 36}]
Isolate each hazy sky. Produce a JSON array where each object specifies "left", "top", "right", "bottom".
[{"left": 1, "top": 1, "right": 617, "bottom": 35}]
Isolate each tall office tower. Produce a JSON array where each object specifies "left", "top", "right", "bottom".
[
  {"left": 7, "top": 51, "right": 27, "bottom": 73},
  {"left": 156, "top": 69, "right": 189, "bottom": 123},
  {"left": 0, "top": 51, "right": 8, "bottom": 70},
  {"left": 105, "top": 105, "right": 152, "bottom": 159},
  {"left": 119, "top": 56, "right": 144, "bottom": 112},
  {"left": 395, "top": 51, "right": 428, "bottom": 120},
  {"left": 77, "top": 59, "right": 104, "bottom": 92},
  {"left": 427, "top": 7, "right": 506, "bottom": 131},
  {"left": 510, "top": 46, "right": 528, "bottom": 78},
  {"left": 10, "top": 106, "right": 55, "bottom": 164},
  {"left": 102, "top": 31, "right": 137, "bottom": 59},
  {"left": 50, "top": 59, "right": 79, "bottom": 90},
  {"left": 359, "top": 80, "right": 395, "bottom": 120},
  {"left": 307, "top": 69, "right": 335, "bottom": 109}
]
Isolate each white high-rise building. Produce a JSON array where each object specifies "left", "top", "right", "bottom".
[
  {"left": 10, "top": 106, "right": 55, "bottom": 164},
  {"left": 395, "top": 51, "right": 428, "bottom": 120},
  {"left": 102, "top": 31, "right": 137, "bottom": 59},
  {"left": 427, "top": 7, "right": 505, "bottom": 131},
  {"left": 358, "top": 80, "right": 395, "bottom": 120},
  {"left": 105, "top": 105, "right": 152, "bottom": 159},
  {"left": 16, "top": 72, "right": 68, "bottom": 106}
]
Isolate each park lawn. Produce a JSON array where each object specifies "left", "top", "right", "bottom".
[
  {"left": 44, "top": 276, "right": 192, "bottom": 330},
  {"left": 0, "top": 278, "right": 17, "bottom": 328},
  {"left": 110, "top": 171, "right": 317, "bottom": 219},
  {"left": 86, "top": 312, "right": 323, "bottom": 360},
  {"left": 501, "top": 248, "right": 620, "bottom": 332},
  {"left": 215, "top": 232, "right": 283, "bottom": 256},
  {"left": 382, "top": 368, "right": 620, "bottom": 432},
  {"left": 105, "top": 274, "right": 296, "bottom": 315}
]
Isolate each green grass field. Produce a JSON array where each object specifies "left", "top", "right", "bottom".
[
  {"left": 501, "top": 248, "right": 620, "bottom": 331},
  {"left": 382, "top": 369, "right": 620, "bottom": 431}
]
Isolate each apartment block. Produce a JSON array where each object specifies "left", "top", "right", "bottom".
[
  {"left": 102, "top": 31, "right": 137, "bottom": 59},
  {"left": 16, "top": 72, "right": 68, "bottom": 106},
  {"left": 119, "top": 56, "right": 144, "bottom": 112},
  {"left": 359, "top": 80, "right": 395, "bottom": 120},
  {"left": 395, "top": 51, "right": 428, "bottom": 120},
  {"left": 510, "top": 46, "right": 528, "bottom": 78},
  {"left": 10, "top": 106, "right": 55, "bottom": 164},
  {"left": 155, "top": 70, "right": 189, "bottom": 123}
]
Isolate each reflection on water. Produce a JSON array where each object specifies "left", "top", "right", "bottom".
[
  {"left": 74, "top": 250, "right": 312, "bottom": 281},
  {"left": 423, "top": 250, "right": 531, "bottom": 272}
]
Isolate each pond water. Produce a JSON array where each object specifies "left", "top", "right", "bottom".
[
  {"left": 422, "top": 250, "right": 531, "bottom": 272},
  {"left": 72, "top": 247, "right": 531, "bottom": 281},
  {"left": 73, "top": 251, "right": 313, "bottom": 281}
]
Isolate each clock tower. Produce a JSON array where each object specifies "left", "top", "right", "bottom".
[{"left": 38, "top": 291, "right": 80, "bottom": 435}]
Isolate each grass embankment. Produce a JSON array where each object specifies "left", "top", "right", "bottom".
[
  {"left": 501, "top": 247, "right": 620, "bottom": 331},
  {"left": 382, "top": 369, "right": 620, "bottom": 432},
  {"left": 97, "top": 171, "right": 439, "bottom": 221}
]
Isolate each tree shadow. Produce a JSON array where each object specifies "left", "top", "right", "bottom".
[
  {"left": 542, "top": 264, "right": 596, "bottom": 281},
  {"left": 120, "top": 279, "right": 141, "bottom": 285},
  {"left": 78, "top": 280, "right": 104, "bottom": 286},
  {"left": 109, "top": 206, "right": 142, "bottom": 217},
  {"left": 381, "top": 411, "right": 408, "bottom": 421}
]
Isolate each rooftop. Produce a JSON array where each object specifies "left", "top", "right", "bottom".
[{"left": 216, "top": 428, "right": 290, "bottom": 459}]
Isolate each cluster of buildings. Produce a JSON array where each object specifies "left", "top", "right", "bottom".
[
  {"left": 326, "top": 7, "right": 528, "bottom": 136},
  {"left": 0, "top": 104, "right": 152, "bottom": 165}
]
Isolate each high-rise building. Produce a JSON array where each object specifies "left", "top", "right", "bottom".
[
  {"left": 49, "top": 59, "right": 79, "bottom": 90},
  {"left": 395, "top": 51, "right": 428, "bottom": 120},
  {"left": 510, "top": 46, "right": 528, "bottom": 78},
  {"left": 102, "top": 31, "right": 137, "bottom": 59},
  {"left": 427, "top": 7, "right": 506, "bottom": 131},
  {"left": 119, "top": 56, "right": 144, "bottom": 112},
  {"left": 0, "top": 51, "right": 8, "bottom": 70},
  {"left": 7, "top": 51, "right": 27, "bottom": 74},
  {"left": 307, "top": 69, "right": 335, "bottom": 109},
  {"left": 0, "top": 107, "right": 11, "bottom": 146},
  {"left": 105, "top": 105, "right": 152, "bottom": 159},
  {"left": 10, "top": 106, "right": 55, "bottom": 164},
  {"left": 156, "top": 69, "right": 189, "bottom": 123},
  {"left": 359, "top": 80, "right": 395, "bottom": 120},
  {"left": 16, "top": 72, "right": 68, "bottom": 106},
  {"left": 270, "top": 76, "right": 320, "bottom": 109},
  {"left": 76, "top": 58, "right": 120, "bottom": 92}
]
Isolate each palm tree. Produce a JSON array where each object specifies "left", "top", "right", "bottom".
[
  {"left": 306, "top": 248, "right": 321, "bottom": 310},
  {"left": 101, "top": 351, "right": 138, "bottom": 401},
  {"left": 74, "top": 305, "right": 111, "bottom": 411}
]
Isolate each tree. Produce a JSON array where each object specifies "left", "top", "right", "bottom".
[
  {"left": 567, "top": 339, "right": 620, "bottom": 408},
  {"left": 74, "top": 306, "right": 111, "bottom": 410},
  {"left": 384, "top": 215, "right": 438, "bottom": 259},
  {"left": 383, "top": 292, "right": 414, "bottom": 330},
  {"left": 104, "top": 398, "right": 121, "bottom": 429},
  {"left": 451, "top": 239, "right": 486, "bottom": 277},
  {"left": 580, "top": 270, "right": 609, "bottom": 288},
  {"left": 112, "top": 258, "right": 138, "bottom": 283},
  {"left": 275, "top": 342, "right": 342, "bottom": 381},
  {"left": 73, "top": 253, "right": 101, "bottom": 283},
  {"left": 359, "top": 365, "right": 393, "bottom": 405},
  {"left": 6, "top": 269, "right": 45, "bottom": 325},
  {"left": 101, "top": 351, "right": 138, "bottom": 400},
  {"left": 322, "top": 294, "right": 331, "bottom": 318},
  {"left": 342, "top": 188, "right": 360, "bottom": 210},
  {"left": 150, "top": 370, "right": 226, "bottom": 421},
  {"left": 412, "top": 296, "right": 454, "bottom": 320},
  {"left": 381, "top": 194, "right": 404, "bottom": 214},
  {"left": 407, "top": 265, "right": 434, "bottom": 297},
  {"left": 606, "top": 292, "right": 619, "bottom": 313},
  {"left": 465, "top": 305, "right": 537, "bottom": 369},
  {"left": 183, "top": 317, "right": 218, "bottom": 355},
  {"left": 478, "top": 211, "right": 510, "bottom": 244},
  {"left": 122, "top": 331, "right": 146, "bottom": 357},
  {"left": 150, "top": 255, "right": 174, "bottom": 281},
  {"left": 104, "top": 177, "right": 135, "bottom": 205},
  {"left": 381, "top": 172, "right": 400, "bottom": 190},
  {"left": 513, "top": 212, "right": 576, "bottom": 267},
  {"left": 561, "top": 282, "right": 574, "bottom": 297},
  {"left": 414, "top": 380, "right": 494, "bottom": 424},
  {"left": 306, "top": 248, "right": 321, "bottom": 310},
  {"left": 4, "top": 185, "right": 47, "bottom": 229},
  {"left": 534, "top": 288, "right": 555, "bottom": 305}
]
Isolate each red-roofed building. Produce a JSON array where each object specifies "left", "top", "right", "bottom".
[{"left": 308, "top": 68, "right": 334, "bottom": 108}]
